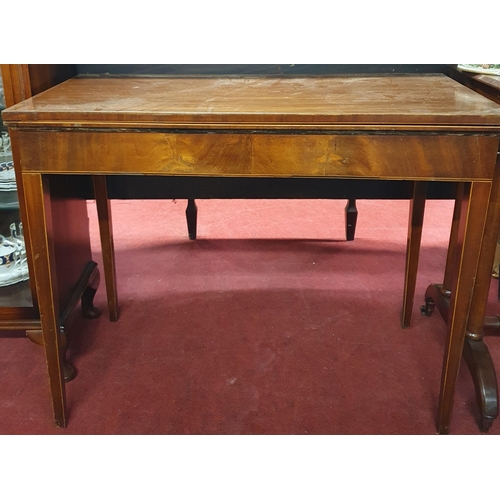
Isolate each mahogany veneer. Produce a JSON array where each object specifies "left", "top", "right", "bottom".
[{"left": 3, "top": 73, "right": 500, "bottom": 432}]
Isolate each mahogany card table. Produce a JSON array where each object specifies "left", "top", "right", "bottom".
[{"left": 3, "top": 74, "right": 500, "bottom": 432}]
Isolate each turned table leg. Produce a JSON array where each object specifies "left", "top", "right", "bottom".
[
  {"left": 186, "top": 199, "right": 198, "bottom": 240},
  {"left": 345, "top": 199, "right": 357, "bottom": 241}
]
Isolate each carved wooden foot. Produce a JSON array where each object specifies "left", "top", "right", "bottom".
[
  {"left": 462, "top": 338, "right": 499, "bottom": 432},
  {"left": 81, "top": 268, "right": 102, "bottom": 319},
  {"left": 420, "top": 297, "right": 435, "bottom": 317},
  {"left": 26, "top": 261, "right": 103, "bottom": 382},
  {"left": 420, "top": 283, "right": 442, "bottom": 318},
  {"left": 186, "top": 199, "right": 198, "bottom": 240},
  {"left": 63, "top": 359, "right": 77, "bottom": 382},
  {"left": 421, "top": 283, "right": 499, "bottom": 431},
  {"left": 26, "top": 329, "right": 76, "bottom": 382}
]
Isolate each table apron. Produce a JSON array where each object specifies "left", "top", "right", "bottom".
[{"left": 12, "top": 130, "right": 500, "bottom": 181}]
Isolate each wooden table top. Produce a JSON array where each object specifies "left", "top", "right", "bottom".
[{"left": 4, "top": 74, "right": 500, "bottom": 131}]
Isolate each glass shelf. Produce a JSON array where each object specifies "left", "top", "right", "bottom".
[{"left": 0, "top": 70, "right": 31, "bottom": 302}]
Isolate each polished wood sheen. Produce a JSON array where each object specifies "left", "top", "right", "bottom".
[
  {"left": 5, "top": 75, "right": 500, "bottom": 130},
  {"left": 11, "top": 130, "right": 498, "bottom": 180},
  {"left": 3, "top": 74, "right": 500, "bottom": 432}
]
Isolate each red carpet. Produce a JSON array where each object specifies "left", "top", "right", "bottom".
[{"left": 1, "top": 198, "right": 500, "bottom": 434}]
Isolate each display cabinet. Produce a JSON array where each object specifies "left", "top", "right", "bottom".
[
  {"left": 0, "top": 69, "right": 31, "bottom": 314},
  {"left": 0, "top": 65, "right": 101, "bottom": 379}
]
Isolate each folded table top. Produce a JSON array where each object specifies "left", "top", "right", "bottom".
[{"left": 3, "top": 74, "right": 500, "bottom": 132}]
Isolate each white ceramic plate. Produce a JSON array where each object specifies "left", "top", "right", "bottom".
[
  {"left": 458, "top": 64, "right": 500, "bottom": 76},
  {"left": 0, "top": 271, "right": 29, "bottom": 287},
  {"left": 0, "top": 261, "right": 29, "bottom": 287}
]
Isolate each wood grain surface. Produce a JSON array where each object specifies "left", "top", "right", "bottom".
[
  {"left": 11, "top": 129, "right": 499, "bottom": 180},
  {"left": 4, "top": 75, "right": 500, "bottom": 131}
]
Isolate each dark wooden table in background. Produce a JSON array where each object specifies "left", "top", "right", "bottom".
[{"left": 424, "top": 68, "right": 500, "bottom": 431}]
